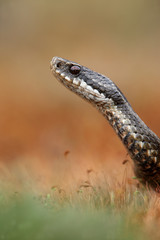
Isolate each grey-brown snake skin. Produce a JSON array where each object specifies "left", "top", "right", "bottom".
[{"left": 50, "top": 56, "right": 160, "bottom": 191}]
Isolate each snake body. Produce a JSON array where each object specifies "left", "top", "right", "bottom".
[{"left": 50, "top": 56, "right": 160, "bottom": 190}]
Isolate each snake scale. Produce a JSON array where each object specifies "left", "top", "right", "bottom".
[{"left": 50, "top": 56, "right": 160, "bottom": 191}]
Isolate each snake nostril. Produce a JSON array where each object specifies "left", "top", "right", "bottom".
[{"left": 56, "top": 62, "right": 62, "bottom": 68}]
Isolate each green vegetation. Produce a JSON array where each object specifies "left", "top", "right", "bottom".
[
  {"left": 0, "top": 182, "right": 156, "bottom": 240},
  {"left": 0, "top": 195, "right": 146, "bottom": 240}
]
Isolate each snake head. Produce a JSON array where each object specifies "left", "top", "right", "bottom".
[{"left": 50, "top": 56, "right": 126, "bottom": 105}]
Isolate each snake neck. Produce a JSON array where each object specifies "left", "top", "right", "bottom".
[{"left": 97, "top": 100, "right": 160, "bottom": 188}]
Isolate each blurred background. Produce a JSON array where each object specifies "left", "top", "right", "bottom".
[{"left": 0, "top": 0, "right": 160, "bottom": 192}]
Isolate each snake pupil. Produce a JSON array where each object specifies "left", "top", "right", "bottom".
[{"left": 69, "top": 65, "right": 81, "bottom": 75}]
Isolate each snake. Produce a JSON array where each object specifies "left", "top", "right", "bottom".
[{"left": 50, "top": 56, "right": 160, "bottom": 191}]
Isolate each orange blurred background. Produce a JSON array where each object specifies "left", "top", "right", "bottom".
[{"left": 0, "top": 0, "right": 160, "bottom": 191}]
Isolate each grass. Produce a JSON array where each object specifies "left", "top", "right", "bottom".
[
  {"left": 0, "top": 170, "right": 159, "bottom": 240},
  {"left": 0, "top": 193, "right": 148, "bottom": 240},
  {"left": 0, "top": 155, "right": 159, "bottom": 240}
]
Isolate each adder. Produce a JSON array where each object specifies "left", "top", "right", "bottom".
[{"left": 50, "top": 57, "right": 160, "bottom": 191}]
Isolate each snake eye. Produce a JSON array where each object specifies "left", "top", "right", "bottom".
[{"left": 69, "top": 65, "right": 81, "bottom": 75}]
